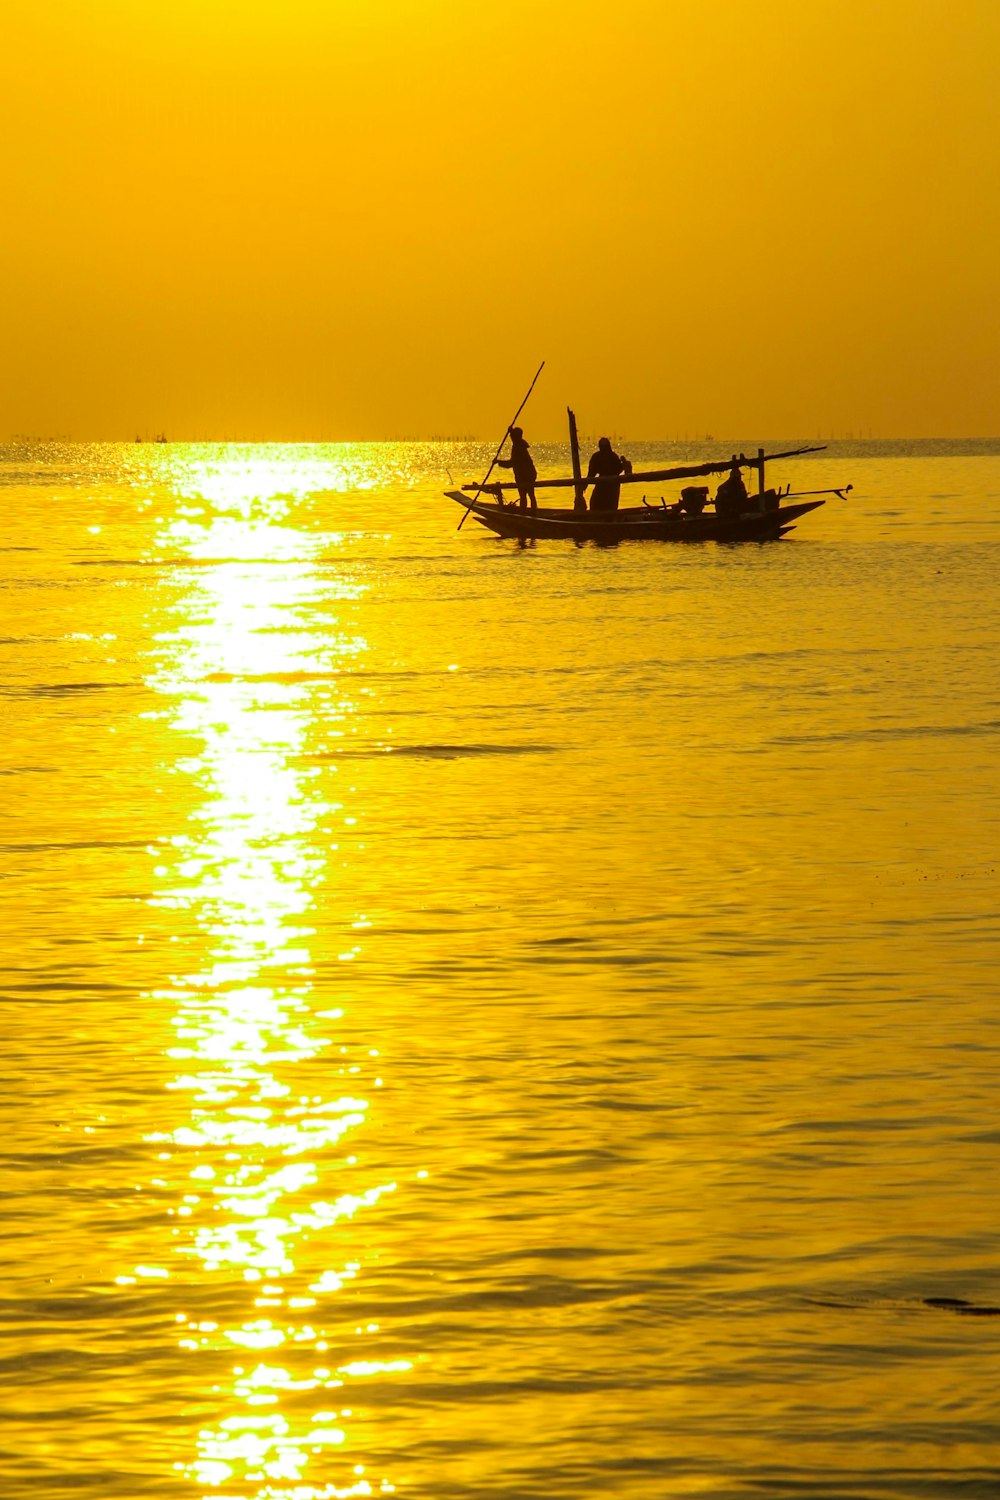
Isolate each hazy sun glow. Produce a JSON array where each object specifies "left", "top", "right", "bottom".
[{"left": 3, "top": 0, "right": 997, "bottom": 438}]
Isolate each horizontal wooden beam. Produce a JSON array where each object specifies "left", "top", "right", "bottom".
[{"left": 463, "top": 444, "right": 826, "bottom": 492}]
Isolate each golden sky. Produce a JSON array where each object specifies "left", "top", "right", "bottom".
[{"left": 2, "top": 0, "right": 998, "bottom": 439}]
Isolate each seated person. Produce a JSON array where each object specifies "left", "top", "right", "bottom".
[{"left": 714, "top": 458, "right": 749, "bottom": 517}]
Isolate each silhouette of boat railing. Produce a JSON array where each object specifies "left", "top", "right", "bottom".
[{"left": 460, "top": 443, "right": 826, "bottom": 495}]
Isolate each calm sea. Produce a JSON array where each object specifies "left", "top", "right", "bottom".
[{"left": 2, "top": 440, "right": 999, "bottom": 1500}]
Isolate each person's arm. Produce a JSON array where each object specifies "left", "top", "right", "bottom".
[{"left": 497, "top": 457, "right": 513, "bottom": 468}]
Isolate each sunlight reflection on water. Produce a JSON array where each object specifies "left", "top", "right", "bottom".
[
  {"left": 2, "top": 443, "right": 1000, "bottom": 1500},
  {"left": 141, "top": 477, "right": 399, "bottom": 1496}
]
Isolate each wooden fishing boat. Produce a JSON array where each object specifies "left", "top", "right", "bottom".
[
  {"left": 448, "top": 410, "right": 851, "bottom": 543},
  {"left": 447, "top": 489, "right": 828, "bottom": 543}
]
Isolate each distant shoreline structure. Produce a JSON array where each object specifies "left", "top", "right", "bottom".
[{"left": 5, "top": 434, "right": 1000, "bottom": 452}]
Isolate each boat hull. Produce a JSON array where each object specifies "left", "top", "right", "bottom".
[{"left": 446, "top": 492, "right": 825, "bottom": 543}]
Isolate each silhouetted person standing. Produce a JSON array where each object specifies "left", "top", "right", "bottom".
[
  {"left": 497, "top": 426, "right": 538, "bottom": 510},
  {"left": 587, "top": 437, "right": 631, "bottom": 512}
]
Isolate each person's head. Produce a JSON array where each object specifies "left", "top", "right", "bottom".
[
  {"left": 598, "top": 436, "right": 612, "bottom": 452},
  {"left": 509, "top": 426, "right": 523, "bottom": 440}
]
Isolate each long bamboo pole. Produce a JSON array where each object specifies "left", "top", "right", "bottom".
[{"left": 457, "top": 361, "right": 545, "bottom": 529}]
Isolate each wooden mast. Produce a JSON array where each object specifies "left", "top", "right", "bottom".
[{"left": 568, "top": 408, "right": 586, "bottom": 512}]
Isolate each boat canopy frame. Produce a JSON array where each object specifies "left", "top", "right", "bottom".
[{"left": 461, "top": 443, "right": 827, "bottom": 496}]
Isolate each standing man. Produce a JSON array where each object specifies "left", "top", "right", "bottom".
[
  {"left": 586, "top": 437, "right": 632, "bottom": 513},
  {"left": 497, "top": 426, "right": 538, "bottom": 510}
]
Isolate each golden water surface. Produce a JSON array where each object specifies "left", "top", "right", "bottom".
[{"left": 1, "top": 442, "right": 999, "bottom": 1499}]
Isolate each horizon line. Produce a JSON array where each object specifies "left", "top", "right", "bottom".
[{"left": 5, "top": 434, "right": 1000, "bottom": 447}]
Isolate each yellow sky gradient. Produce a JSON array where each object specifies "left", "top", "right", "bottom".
[{"left": 2, "top": 0, "right": 997, "bottom": 439}]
